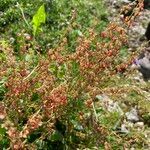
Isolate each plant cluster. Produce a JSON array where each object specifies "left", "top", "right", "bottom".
[
  {"left": 120, "top": 0, "right": 144, "bottom": 26},
  {"left": 0, "top": 0, "right": 149, "bottom": 149},
  {"left": 0, "top": 0, "right": 107, "bottom": 51}
]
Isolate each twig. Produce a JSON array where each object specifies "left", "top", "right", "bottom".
[{"left": 23, "top": 65, "right": 39, "bottom": 81}]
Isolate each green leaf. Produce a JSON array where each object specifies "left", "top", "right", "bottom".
[
  {"left": 32, "top": 4, "right": 46, "bottom": 36},
  {"left": 51, "top": 131, "right": 63, "bottom": 141},
  {"left": 0, "top": 126, "right": 6, "bottom": 135}
]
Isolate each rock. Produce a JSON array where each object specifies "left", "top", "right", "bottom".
[
  {"left": 71, "top": 120, "right": 84, "bottom": 131},
  {"left": 125, "top": 108, "right": 139, "bottom": 122},
  {"left": 145, "top": 22, "right": 150, "bottom": 42},
  {"left": 96, "top": 94, "right": 124, "bottom": 115},
  {"left": 107, "top": 102, "right": 124, "bottom": 115},
  {"left": 132, "top": 75, "right": 144, "bottom": 82},
  {"left": 24, "top": 33, "right": 32, "bottom": 41},
  {"left": 122, "top": 0, "right": 130, "bottom": 3},
  {"left": 132, "top": 25, "right": 146, "bottom": 36},
  {"left": 9, "top": 37, "right": 15, "bottom": 44},
  {"left": 120, "top": 124, "right": 129, "bottom": 133},
  {"left": 134, "top": 122, "right": 144, "bottom": 129},
  {"left": 135, "top": 48, "right": 150, "bottom": 80}
]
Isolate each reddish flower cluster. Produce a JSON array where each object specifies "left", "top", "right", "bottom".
[
  {"left": 0, "top": 102, "right": 6, "bottom": 120},
  {"left": 0, "top": 1, "right": 144, "bottom": 148},
  {"left": 121, "top": 0, "right": 144, "bottom": 26},
  {"left": 42, "top": 85, "right": 68, "bottom": 117},
  {"left": 6, "top": 126, "right": 24, "bottom": 149},
  {"left": 21, "top": 114, "right": 42, "bottom": 138},
  {"left": 6, "top": 71, "right": 31, "bottom": 98}
]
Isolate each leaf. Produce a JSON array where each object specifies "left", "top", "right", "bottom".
[
  {"left": 51, "top": 131, "right": 63, "bottom": 141},
  {"left": 32, "top": 4, "right": 46, "bottom": 36},
  {"left": 0, "top": 126, "right": 6, "bottom": 135}
]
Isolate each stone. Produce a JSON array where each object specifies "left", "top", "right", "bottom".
[
  {"left": 107, "top": 102, "right": 124, "bottom": 115},
  {"left": 135, "top": 48, "right": 150, "bottom": 80},
  {"left": 96, "top": 94, "right": 123, "bottom": 115},
  {"left": 132, "top": 25, "right": 146, "bottom": 36},
  {"left": 9, "top": 37, "right": 15, "bottom": 44},
  {"left": 134, "top": 122, "right": 144, "bottom": 128},
  {"left": 120, "top": 124, "right": 129, "bottom": 133},
  {"left": 126, "top": 108, "right": 139, "bottom": 123},
  {"left": 145, "top": 22, "right": 150, "bottom": 42}
]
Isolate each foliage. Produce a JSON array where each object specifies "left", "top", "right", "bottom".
[
  {"left": 0, "top": 0, "right": 149, "bottom": 149},
  {"left": 32, "top": 4, "right": 46, "bottom": 36},
  {"left": 0, "top": 0, "right": 108, "bottom": 52}
]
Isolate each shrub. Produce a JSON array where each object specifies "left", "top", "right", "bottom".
[{"left": 0, "top": 0, "right": 147, "bottom": 149}]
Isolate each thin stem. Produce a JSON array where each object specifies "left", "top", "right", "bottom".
[
  {"left": 92, "top": 102, "right": 98, "bottom": 121},
  {"left": 23, "top": 65, "right": 39, "bottom": 81},
  {"left": 16, "top": 2, "right": 30, "bottom": 28}
]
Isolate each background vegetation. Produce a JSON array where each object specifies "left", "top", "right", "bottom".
[{"left": 0, "top": 0, "right": 149, "bottom": 149}]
